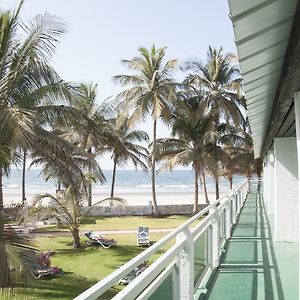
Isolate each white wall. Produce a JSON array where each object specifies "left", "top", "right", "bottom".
[
  {"left": 263, "top": 156, "right": 268, "bottom": 209},
  {"left": 274, "top": 137, "right": 298, "bottom": 242},
  {"left": 267, "top": 150, "right": 275, "bottom": 215}
]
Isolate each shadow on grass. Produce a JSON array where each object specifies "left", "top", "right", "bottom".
[{"left": 0, "top": 274, "right": 94, "bottom": 300}]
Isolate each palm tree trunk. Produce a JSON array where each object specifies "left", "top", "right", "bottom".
[
  {"left": 88, "top": 147, "right": 92, "bottom": 207},
  {"left": 256, "top": 158, "right": 263, "bottom": 192},
  {"left": 215, "top": 176, "right": 220, "bottom": 200},
  {"left": 71, "top": 228, "right": 81, "bottom": 248},
  {"left": 0, "top": 167, "right": 10, "bottom": 287},
  {"left": 202, "top": 171, "right": 209, "bottom": 204},
  {"left": 21, "top": 150, "right": 27, "bottom": 205},
  {"left": 110, "top": 158, "right": 117, "bottom": 198},
  {"left": 0, "top": 167, "right": 3, "bottom": 211},
  {"left": 88, "top": 180, "right": 92, "bottom": 207},
  {"left": 193, "top": 167, "right": 199, "bottom": 214},
  {"left": 229, "top": 176, "right": 233, "bottom": 190},
  {"left": 151, "top": 119, "right": 160, "bottom": 215}
]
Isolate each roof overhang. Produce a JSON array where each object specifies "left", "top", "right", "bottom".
[{"left": 228, "top": 0, "right": 299, "bottom": 157}]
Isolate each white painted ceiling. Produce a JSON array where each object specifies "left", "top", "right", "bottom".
[{"left": 228, "top": 0, "right": 298, "bottom": 157}]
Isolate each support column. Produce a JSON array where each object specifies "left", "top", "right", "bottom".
[
  {"left": 263, "top": 156, "right": 268, "bottom": 208},
  {"left": 293, "top": 91, "right": 300, "bottom": 242},
  {"left": 176, "top": 229, "right": 194, "bottom": 299},
  {"left": 274, "top": 137, "right": 298, "bottom": 241},
  {"left": 209, "top": 204, "right": 219, "bottom": 268},
  {"left": 267, "top": 150, "right": 275, "bottom": 215}
]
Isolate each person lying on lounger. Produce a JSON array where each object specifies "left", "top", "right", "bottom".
[
  {"left": 85, "top": 231, "right": 117, "bottom": 248},
  {"left": 37, "top": 250, "right": 56, "bottom": 267}
]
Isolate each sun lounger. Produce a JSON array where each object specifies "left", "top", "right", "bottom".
[
  {"left": 137, "top": 226, "right": 150, "bottom": 247},
  {"left": 85, "top": 231, "right": 117, "bottom": 249},
  {"left": 118, "top": 260, "right": 148, "bottom": 285},
  {"left": 21, "top": 249, "right": 52, "bottom": 279}
]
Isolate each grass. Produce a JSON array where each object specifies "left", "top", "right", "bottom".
[
  {"left": 6, "top": 215, "right": 196, "bottom": 300},
  {"left": 31, "top": 215, "right": 191, "bottom": 233},
  {"left": 9, "top": 232, "right": 173, "bottom": 300}
]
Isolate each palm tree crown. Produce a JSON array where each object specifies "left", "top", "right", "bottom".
[
  {"left": 110, "top": 120, "right": 149, "bottom": 198},
  {"left": 184, "top": 46, "right": 245, "bottom": 125}
]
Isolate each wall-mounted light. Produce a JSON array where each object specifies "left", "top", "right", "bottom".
[{"left": 269, "top": 153, "right": 275, "bottom": 164}]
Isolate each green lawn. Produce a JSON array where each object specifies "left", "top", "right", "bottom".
[
  {"left": 31, "top": 215, "right": 191, "bottom": 233},
  {"left": 11, "top": 233, "right": 172, "bottom": 300},
  {"left": 7, "top": 215, "right": 197, "bottom": 300}
]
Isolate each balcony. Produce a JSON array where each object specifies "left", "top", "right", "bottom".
[{"left": 75, "top": 180, "right": 298, "bottom": 300}]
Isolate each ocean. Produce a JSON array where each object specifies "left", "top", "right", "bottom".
[{"left": 3, "top": 169, "right": 243, "bottom": 206}]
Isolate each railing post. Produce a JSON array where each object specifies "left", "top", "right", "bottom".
[
  {"left": 224, "top": 197, "right": 231, "bottom": 239},
  {"left": 175, "top": 228, "right": 194, "bottom": 300},
  {"left": 236, "top": 191, "right": 240, "bottom": 214},
  {"left": 232, "top": 194, "right": 237, "bottom": 224},
  {"left": 209, "top": 204, "right": 219, "bottom": 269}
]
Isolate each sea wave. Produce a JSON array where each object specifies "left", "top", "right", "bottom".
[
  {"left": 6, "top": 184, "right": 19, "bottom": 188},
  {"left": 136, "top": 184, "right": 152, "bottom": 189}
]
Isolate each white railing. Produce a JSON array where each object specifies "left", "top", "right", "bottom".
[{"left": 75, "top": 179, "right": 249, "bottom": 300}]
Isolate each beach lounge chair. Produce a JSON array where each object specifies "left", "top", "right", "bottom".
[
  {"left": 137, "top": 226, "right": 150, "bottom": 247},
  {"left": 118, "top": 260, "right": 148, "bottom": 285},
  {"left": 85, "top": 231, "right": 117, "bottom": 249},
  {"left": 21, "top": 249, "right": 52, "bottom": 279}
]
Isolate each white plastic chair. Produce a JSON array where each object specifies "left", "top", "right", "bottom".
[{"left": 137, "top": 226, "right": 150, "bottom": 246}]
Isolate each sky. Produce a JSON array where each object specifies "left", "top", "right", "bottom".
[{"left": 1, "top": 0, "right": 237, "bottom": 170}]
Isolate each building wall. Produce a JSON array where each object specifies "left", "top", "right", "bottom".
[{"left": 274, "top": 137, "right": 298, "bottom": 242}]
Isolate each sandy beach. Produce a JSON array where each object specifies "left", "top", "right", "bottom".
[
  {"left": 3, "top": 189, "right": 222, "bottom": 207},
  {"left": 2, "top": 169, "right": 231, "bottom": 207}
]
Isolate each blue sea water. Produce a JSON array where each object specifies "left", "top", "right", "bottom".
[{"left": 3, "top": 169, "right": 243, "bottom": 206}]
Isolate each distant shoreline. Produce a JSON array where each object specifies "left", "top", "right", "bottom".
[{"left": 3, "top": 190, "right": 223, "bottom": 207}]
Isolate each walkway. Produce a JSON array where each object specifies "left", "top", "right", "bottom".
[{"left": 199, "top": 193, "right": 299, "bottom": 300}]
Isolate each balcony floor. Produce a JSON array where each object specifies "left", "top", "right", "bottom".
[{"left": 198, "top": 193, "right": 299, "bottom": 300}]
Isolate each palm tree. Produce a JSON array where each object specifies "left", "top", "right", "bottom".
[
  {"left": 205, "top": 142, "right": 224, "bottom": 200},
  {"left": 156, "top": 94, "right": 216, "bottom": 214},
  {"left": 110, "top": 120, "right": 149, "bottom": 198},
  {"left": 184, "top": 46, "right": 245, "bottom": 124},
  {"left": 184, "top": 47, "right": 245, "bottom": 197},
  {"left": 219, "top": 120, "right": 255, "bottom": 188},
  {"left": 27, "top": 185, "right": 125, "bottom": 248},
  {"left": 61, "top": 82, "right": 120, "bottom": 206},
  {"left": 0, "top": 146, "right": 13, "bottom": 288},
  {"left": 0, "top": 2, "right": 74, "bottom": 209},
  {"left": 114, "top": 45, "right": 178, "bottom": 215},
  {"left": 0, "top": 3, "right": 75, "bottom": 288}
]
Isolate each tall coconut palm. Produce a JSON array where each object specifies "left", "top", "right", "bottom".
[
  {"left": 0, "top": 146, "right": 12, "bottom": 288},
  {"left": 0, "top": 146, "right": 23, "bottom": 289},
  {"left": 0, "top": 2, "right": 74, "bottom": 207},
  {"left": 0, "top": 3, "right": 75, "bottom": 288},
  {"left": 184, "top": 47, "right": 245, "bottom": 196},
  {"left": 110, "top": 120, "right": 149, "bottom": 198},
  {"left": 114, "top": 45, "right": 178, "bottom": 215},
  {"left": 61, "top": 82, "right": 119, "bottom": 206},
  {"left": 156, "top": 94, "right": 216, "bottom": 214},
  {"left": 219, "top": 122, "right": 254, "bottom": 188}
]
